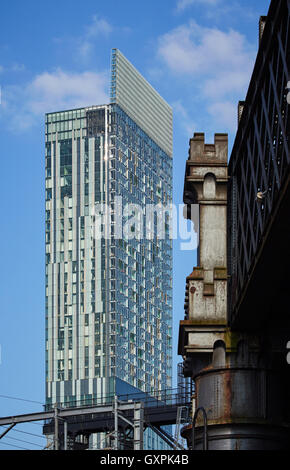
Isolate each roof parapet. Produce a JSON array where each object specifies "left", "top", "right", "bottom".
[{"left": 189, "top": 133, "right": 228, "bottom": 164}]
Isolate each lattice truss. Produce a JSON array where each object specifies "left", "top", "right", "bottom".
[{"left": 228, "top": 0, "right": 290, "bottom": 318}]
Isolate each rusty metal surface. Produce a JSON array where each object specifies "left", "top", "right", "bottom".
[{"left": 182, "top": 423, "right": 290, "bottom": 450}]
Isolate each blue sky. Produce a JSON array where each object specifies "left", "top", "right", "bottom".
[{"left": 0, "top": 0, "right": 270, "bottom": 449}]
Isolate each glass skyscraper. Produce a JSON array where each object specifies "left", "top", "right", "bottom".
[{"left": 45, "top": 49, "right": 173, "bottom": 449}]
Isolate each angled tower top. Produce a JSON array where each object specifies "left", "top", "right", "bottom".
[{"left": 110, "top": 48, "right": 173, "bottom": 157}]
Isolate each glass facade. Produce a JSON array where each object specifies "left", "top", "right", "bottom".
[
  {"left": 45, "top": 50, "right": 173, "bottom": 449},
  {"left": 110, "top": 49, "right": 173, "bottom": 157}
]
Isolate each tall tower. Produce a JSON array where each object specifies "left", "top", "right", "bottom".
[{"left": 44, "top": 49, "right": 173, "bottom": 449}]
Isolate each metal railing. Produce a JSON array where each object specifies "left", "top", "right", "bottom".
[{"left": 44, "top": 388, "right": 191, "bottom": 412}]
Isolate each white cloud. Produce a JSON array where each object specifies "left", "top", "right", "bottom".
[
  {"left": 1, "top": 69, "right": 109, "bottom": 131},
  {"left": 76, "top": 14, "right": 113, "bottom": 62},
  {"left": 208, "top": 101, "right": 237, "bottom": 131},
  {"left": 157, "top": 20, "right": 255, "bottom": 130},
  {"left": 175, "top": 0, "right": 261, "bottom": 30},
  {"left": 176, "top": 0, "right": 220, "bottom": 12},
  {"left": 85, "top": 15, "right": 113, "bottom": 37},
  {"left": 0, "top": 63, "right": 27, "bottom": 75},
  {"left": 158, "top": 21, "right": 254, "bottom": 88},
  {"left": 53, "top": 15, "right": 114, "bottom": 63},
  {"left": 11, "top": 63, "right": 25, "bottom": 72},
  {"left": 172, "top": 100, "right": 196, "bottom": 136},
  {"left": 27, "top": 69, "right": 109, "bottom": 113},
  {"left": 77, "top": 41, "right": 94, "bottom": 61},
  {"left": 204, "top": 69, "right": 253, "bottom": 99}
]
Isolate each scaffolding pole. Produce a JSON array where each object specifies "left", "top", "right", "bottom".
[
  {"left": 0, "top": 423, "right": 16, "bottom": 440},
  {"left": 133, "top": 402, "right": 144, "bottom": 450},
  {"left": 64, "top": 420, "right": 68, "bottom": 450},
  {"left": 54, "top": 404, "right": 59, "bottom": 450},
  {"left": 114, "top": 395, "right": 118, "bottom": 450}
]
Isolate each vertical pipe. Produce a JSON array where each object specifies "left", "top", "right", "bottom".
[
  {"left": 54, "top": 404, "right": 59, "bottom": 450},
  {"left": 114, "top": 395, "right": 118, "bottom": 450},
  {"left": 64, "top": 420, "right": 68, "bottom": 450}
]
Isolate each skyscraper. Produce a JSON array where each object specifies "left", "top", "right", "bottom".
[{"left": 45, "top": 49, "right": 173, "bottom": 449}]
